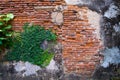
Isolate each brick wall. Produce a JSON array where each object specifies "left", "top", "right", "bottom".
[
  {"left": 62, "top": 6, "right": 102, "bottom": 77},
  {"left": 0, "top": 0, "right": 102, "bottom": 77}
]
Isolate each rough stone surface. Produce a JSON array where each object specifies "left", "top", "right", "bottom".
[
  {"left": 0, "top": 63, "right": 64, "bottom": 80},
  {"left": 93, "top": 64, "right": 120, "bottom": 80}
]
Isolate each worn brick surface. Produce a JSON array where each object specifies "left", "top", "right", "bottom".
[
  {"left": 0, "top": 0, "right": 101, "bottom": 77},
  {"left": 62, "top": 6, "right": 101, "bottom": 76}
]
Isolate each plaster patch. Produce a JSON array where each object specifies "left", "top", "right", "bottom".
[
  {"left": 51, "top": 11, "right": 63, "bottom": 25},
  {"left": 87, "top": 9, "right": 101, "bottom": 40},
  {"left": 14, "top": 61, "right": 41, "bottom": 76},
  {"left": 104, "top": 4, "right": 119, "bottom": 18},
  {"left": 46, "top": 59, "right": 58, "bottom": 71},
  {"left": 101, "top": 47, "right": 120, "bottom": 68},
  {"left": 64, "top": 0, "right": 91, "bottom": 5},
  {"left": 64, "top": 0, "right": 82, "bottom": 5}
]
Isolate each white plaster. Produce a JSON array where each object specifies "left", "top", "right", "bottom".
[
  {"left": 64, "top": 0, "right": 90, "bottom": 5},
  {"left": 87, "top": 9, "right": 101, "bottom": 40},
  {"left": 104, "top": 4, "right": 119, "bottom": 18},
  {"left": 51, "top": 11, "right": 63, "bottom": 25},
  {"left": 23, "top": 62, "right": 41, "bottom": 76},
  {"left": 14, "top": 61, "right": 26, "bottom": 72},
  {"left": 14, "top": 61, "right": 41, "bottom": 76},
  {"left": 64, "top": 0, "right": 81, "bottom": 5},
  {"left": 101, "top": 47, "right": 120, "bottom": 68},
  {"left": 46, "top": 59, "right": 58, "bottom": 71},
  {"left": 10, "top": 59, "right": 59, "bottom": 76}
]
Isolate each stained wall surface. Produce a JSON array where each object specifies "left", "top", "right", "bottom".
[{"left": 0, "top": 0, "right": 102, "bottom": 77}]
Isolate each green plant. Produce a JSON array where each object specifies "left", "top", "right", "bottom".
[
  {"left": 5, "top": 23, "right": 57, "bottom": 67},
  {"left": 0, "top": 13, "right": 14, "bottom": 52},
  {"left": 34, "top": 49, "right": 54, "bottom": 67}
]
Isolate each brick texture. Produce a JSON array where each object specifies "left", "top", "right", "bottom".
[
  {"left": 62, "top": 6, "right": 101, "bottom": 76},
  {"left": 0, "top": 0, "right": 101, "bottom": 77}
]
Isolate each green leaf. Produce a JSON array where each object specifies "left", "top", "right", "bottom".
[
  {"left": 0, "top": 29, "right": 5, "bottom": 32},
  {"left": 0, "top": 30, "right": 3, "bottom": 32},
  {"left": 0, "top": 41, "right": 2, "bottom": 45},
  {"left": 0, "top": 22, "right": 3, "bottom": 26},
  {"left": 5, "top": 24, "right": 56, "bottom": 67},
  {"left": 0, "top": 37, "right": 6, "bottom": 40},
  {"left": 3, "top": 17, "right": 11, "bottom": 21},
  {"left": 4, "top": 25, "right": 12, "bottom": 29},
  {"left": 7, "top": 13, "right": 14, "bottom": 19},
  {"left": 6, "top": 33, "right": 12, "bottom": 37}
]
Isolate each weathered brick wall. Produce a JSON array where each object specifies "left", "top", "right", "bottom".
[
  {"left": 0, "top": 0, "right": 101, "bottom": 77},
  {"left": 0, "top": 0, "right": 65, "bottom": 31},
  {"left": 62, "top": 6, "right": 101, "bottom": 77}
]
